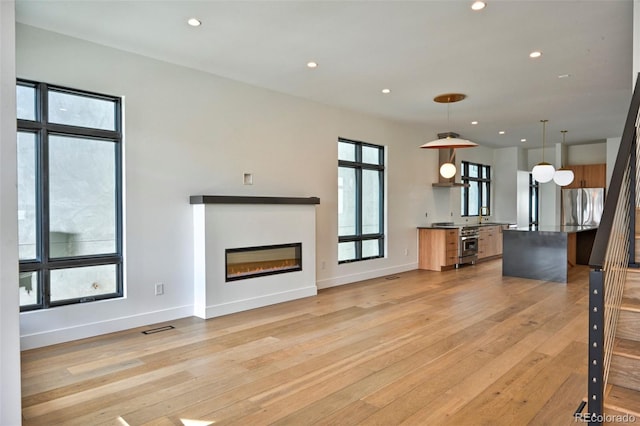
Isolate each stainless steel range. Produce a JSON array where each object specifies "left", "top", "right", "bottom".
[{"left": 459, "top": 226, "right": 479, "bottom": 265}]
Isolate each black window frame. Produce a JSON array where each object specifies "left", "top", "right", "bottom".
[
  {"left": 461, "top": 160, "right": 491, "bottom": 217},
  {"left": 529, "top": 173, "right": 540, "bottom": 227},
  {"left": 17, "top": 79, "right": 123, "bottom": 311},
  {"left": 338, "top": 138, "right": 385, "bottom": 264}
]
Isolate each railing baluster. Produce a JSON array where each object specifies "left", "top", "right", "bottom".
[
  {"left": 587, "top": 74, "right": 640, "bottom": 425},
  {"left": 588, "top": 269, "right": 604, "bottom": 424}
]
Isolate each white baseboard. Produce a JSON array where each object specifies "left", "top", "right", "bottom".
[
  {"left": 202, "top": 285, "right": 318, "bottom": 319},
  {"left": 19, "top": 265, "right": 416, "bottom": 349},
  {"left": 20, "top": 305, "right": 193, "bottom": 350},
  {"left": 316, "top": 263, "right": 417, "bottom": 290}
]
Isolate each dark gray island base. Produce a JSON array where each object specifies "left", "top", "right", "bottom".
[{"left": 502, "top": 225, "right": 598, "bottom": 283}]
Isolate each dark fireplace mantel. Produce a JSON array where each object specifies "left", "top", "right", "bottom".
[{"left": 190, "top": 195, "right": 320, "bottom": 205}]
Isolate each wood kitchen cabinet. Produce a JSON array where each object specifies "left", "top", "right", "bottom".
[
  {"left": 563, "top": 163, "right": 606, "bottom": 188},
  {"left": 418, "top": 228, "right": 458, "bottom": 271},
  {"left": 478, "top": 225, "right": 503, "bottom": 260}
]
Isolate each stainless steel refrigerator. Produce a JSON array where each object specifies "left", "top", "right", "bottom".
[{"left": 561, "top": 188, "right": 605, "bottom": 226}]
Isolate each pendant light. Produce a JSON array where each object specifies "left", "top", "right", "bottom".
[
  {"left": 440, "top": 162, "right": 457, "bottom": 179},
  {"left": 531, "top": 119, "right": 555, "bottom": 183},
  {"left": 553, "top": 130, "right": 575, "bottom": 186},
  {"left": 420, "top": 93, "right": 478, "bottom": 179}
]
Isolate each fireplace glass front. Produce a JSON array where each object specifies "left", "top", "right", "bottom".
[{"left": 226, "top": 242, "right": 302, "bottom": 282}]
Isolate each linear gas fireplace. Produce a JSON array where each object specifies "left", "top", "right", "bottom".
[{"left": 226, "top": 242, "right": 302, "bottom": 282}]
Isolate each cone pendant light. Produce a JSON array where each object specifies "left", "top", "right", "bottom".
[{"left": 420, "top": 93, "right": 478, "bottom": 179}]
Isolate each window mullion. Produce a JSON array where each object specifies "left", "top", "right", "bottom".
[
  {"left": 115, "top": 142, "right": 124, "bottom": 260},
  {"left": 40, "top": 83, "right": 52, "bottom": 308},
  {"left": 378, "top": 166, "right": 384, "bottom": 235},
  {"left": 355, "top": 165, "right": 363, "bottom": 259}
]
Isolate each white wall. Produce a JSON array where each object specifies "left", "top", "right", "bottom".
[
  {"left": 516, "top": 171, "right": 531, "bottom": 227},
  {"left": 492, "top": 147, "right": 521, "bottom": 224},
  {"left": 0, "top": 2, "right": 22, "bottom": 425},
  {"left": 528, "top": 142, "right": 607, "bottom": 169},
  {"left": 17, "top": 24, "right": 432, "bottom": 347},
  {"left": 538, "top": 179, "right": 560, "bottom": 226},
  {"left": 567, "top": 142, "right": 607, "bottom": 165}
]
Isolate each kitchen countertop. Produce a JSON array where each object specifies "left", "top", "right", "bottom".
[
  {"left": 504, "top": 225, "right": 598, "bottom": 233},
  {"left": 417, "top": 222, "right": 514, "bottom": 230}
]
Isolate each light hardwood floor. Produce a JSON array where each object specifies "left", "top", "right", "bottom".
[{"left": 21, "top": 260, "right": 591, "bottom": 425}]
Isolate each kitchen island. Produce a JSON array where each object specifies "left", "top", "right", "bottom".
[{"left": 502, "top": 225, "right": 598, "bottom": 283}]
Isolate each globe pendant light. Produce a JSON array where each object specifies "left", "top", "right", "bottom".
[
  {"left": 439, "top": 162, "right": 457, "bottom": 179},
  {"left": 420, "top": 93, "right": 478, "bottom": 179},
  {"left": 553, "top": 130, "right": 575, "bottom": 186},
  {"left": 531, "top": 119, "right": 555, "bottom": 183}
]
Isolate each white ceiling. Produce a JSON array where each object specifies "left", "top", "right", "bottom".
[{"left": 15, "top": 0, "right": 634, "bottom": 148}]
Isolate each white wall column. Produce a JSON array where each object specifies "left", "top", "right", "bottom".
[
  {"left": 0, "top": 1, "right": 22, "bottom": 425},
  {"left": 192, "top": 197, "right": 318, "bottom": 318},
  {"left": 493, "top": 146, "right": 520, "bottom": 224}
]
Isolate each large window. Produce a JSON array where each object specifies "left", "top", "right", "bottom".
[
  {"left": 461, "top": 161, "right": 491, "bottom": 217},
  {"left": 17, "top": 80, "right": 123, "bottom": 311},
  {"left": 338, "top": 138, "right": 385, "bottom": 263}
]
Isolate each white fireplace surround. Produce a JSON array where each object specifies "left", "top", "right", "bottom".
[{"left": 191, "top": 196, "right": 319, "bottom": 319}]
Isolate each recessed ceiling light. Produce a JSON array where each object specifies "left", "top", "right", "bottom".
[
  {"left": 529, "top": 51, "right": 542, "bottom": 58},
  {"left": 499, "top": 131, "right": 505, "bottom": 135},
  {"left": 521, "top": 138, "right": 527, "bottom": 142},
  {"left": 187, "top": 18, "right": 201, "bottom": 27},
  {"left": 381, "top": 88, "right": 391, "bottom": 94},
  {"left": 558, "top": 74, "right": 571, "bottom": 79},
  {"left": 471, "top": 121, "right": 478, "bottom": 125},
  {"left": 471, "top": 1, "right": 486, "bottom": 11},
  {"left": 307, "top": 61, "right": 318, "bottom": 69}
]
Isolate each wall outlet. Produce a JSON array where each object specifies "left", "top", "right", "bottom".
[
  {"left": 321, "top": 261, "right": 326, "bottom": 270},
  {"left": 155, "top": 283, "right": 164, "bottom": 296},
  {"left": 404, "top": 248, "right": 409, "bottom": 256}
]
